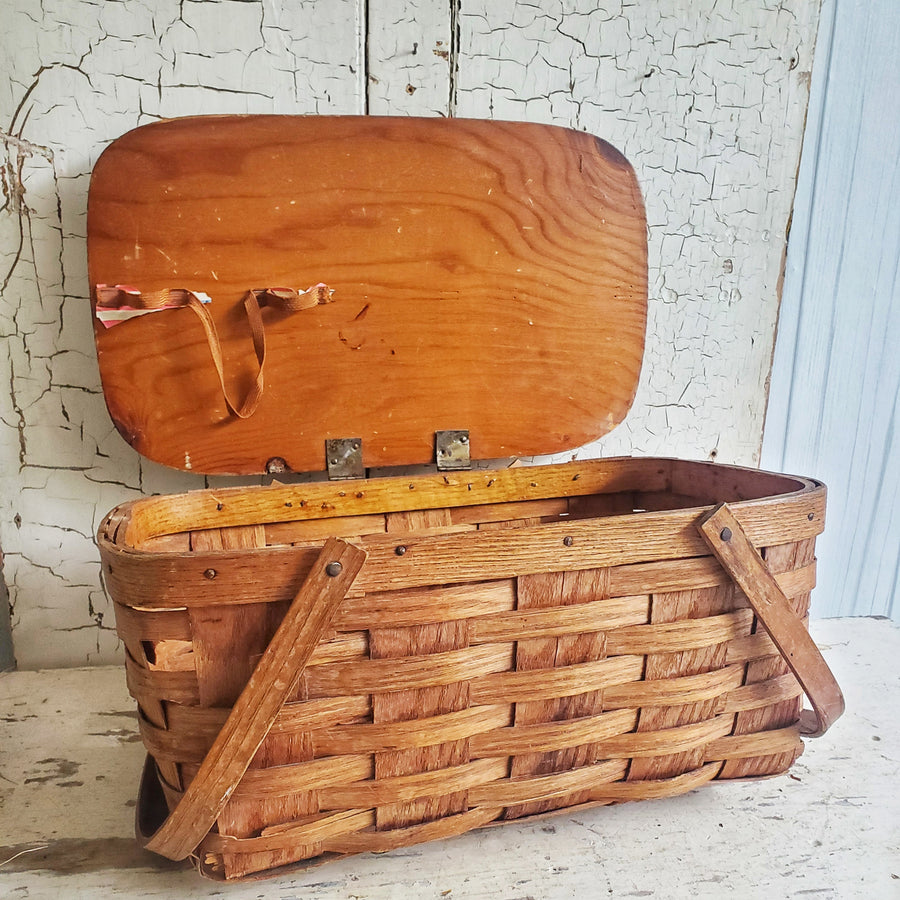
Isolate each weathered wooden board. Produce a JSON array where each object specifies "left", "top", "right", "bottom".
[
  {"left": 87, "top": 116, "right": 647, "bottom": 474},
  {"left": 762, "top": 0, "right": 900, "bottom": 620}
]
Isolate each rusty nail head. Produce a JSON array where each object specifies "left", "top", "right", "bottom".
[
  {"left": 563, "top": 536, "right": 574, "bottom": 547},
  {"left": 325, "top": 561, "right": 343, "bottom": 577},
  {"left": 204, "top": 568, "right": 217, "bottom": 580},
  {"left": 720, "top": 527, "right": 733, "bottom": 542},
  {"left": 395, "top": 545, "right": 407, "bottom": 556}
]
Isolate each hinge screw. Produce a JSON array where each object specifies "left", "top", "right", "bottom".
[
  {"left": 395, "top": 545, "right": 407, "bottom": 556},
  {"left": 203, "top": 568, "right": 217, "bottom": 580},
  {"left": 563, "top": 536, "right": 574, "bottom": 547}
]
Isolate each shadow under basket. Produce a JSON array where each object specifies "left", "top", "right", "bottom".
[{"left": 99, "top": 456, "right": 843, "bottom": 881}]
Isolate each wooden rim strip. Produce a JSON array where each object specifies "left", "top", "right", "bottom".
[
  {"left": 102, "top": 486, "right": 825, "bottom": 610},
  {"left": 697, "top": 503, "right": 844, "bottom": 737},
  {"left": 112, "top": 457, "right": 816, "bottom": 547}
]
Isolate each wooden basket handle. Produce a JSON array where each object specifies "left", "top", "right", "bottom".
[
  {"left": 697, "top": 502, "right": 844, "bottom": 738},
  {"left": 144, "top": 537, "right": 367, "bottom": 861}
]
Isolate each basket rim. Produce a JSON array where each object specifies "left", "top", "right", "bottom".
[
  {"left": 98, "top": 457, "right": 825, "bottom": 609},
  {"left": 102, "top": 456, "right": 822, "bottom": 549}
]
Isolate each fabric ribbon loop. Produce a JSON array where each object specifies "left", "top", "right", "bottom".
[{"left": 94, "top": 284, "right": 333, "bottom": 418}]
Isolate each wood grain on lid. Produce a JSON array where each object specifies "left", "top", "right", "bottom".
[{"left": 88, "top": 116, "right": 647, "bottom": 474}]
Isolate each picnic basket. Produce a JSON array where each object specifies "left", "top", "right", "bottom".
[{"left": 89, "top": 116, "right": 844, "bottom": 881}]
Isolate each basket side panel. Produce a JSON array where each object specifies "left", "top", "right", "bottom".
[
  {"left": 371, "top": 507, "right": 474, "bottom": 830},
  {"left": 626, "top": 584, "right": 738, "bottom": 782},
  {"left": 504, "top": 567, "right": 610, "bottom": 819}
]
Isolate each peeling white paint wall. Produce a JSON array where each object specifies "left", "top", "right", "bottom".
[{"left": 0, "top": 0, "right": 820, "bottom": 668}]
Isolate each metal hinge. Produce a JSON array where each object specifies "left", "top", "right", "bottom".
[
  {"left": 435, "top": 430, "right": 471, "bottom": 471},
  {"left": 325, "top": 438, "right": 364, "bottom": 480}
]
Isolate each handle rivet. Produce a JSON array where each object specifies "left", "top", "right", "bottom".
[
  {"left": 720, "top": 527, "right": 732, "bottom": 542},
  {"left": 325, "top": 561, "right": 343, "bottom": 577},
  {"left": 395, "top": 545, "right": 407, "bottom": 556}
]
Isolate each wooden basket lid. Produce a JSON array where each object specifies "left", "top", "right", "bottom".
[{"left": 87, "top": 116, "right": 647, "bottom": 475}]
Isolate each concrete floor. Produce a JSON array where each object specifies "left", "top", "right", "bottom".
[{"left": 0, "top": 617, "right": 897, "bottom": 900}]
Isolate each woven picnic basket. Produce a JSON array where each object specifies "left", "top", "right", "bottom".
[{"left": 89, "top": 116, "right": 844, "bottom": 881}]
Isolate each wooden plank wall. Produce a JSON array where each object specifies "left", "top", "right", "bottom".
[
  {"left": 762, "top": 0, "right": 899, "bottom": 619},
  {"left": 0, "top": 1, "right": 822, "bottom": 666}
]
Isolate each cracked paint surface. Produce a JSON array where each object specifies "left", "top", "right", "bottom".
[{"left": 0, "top": 0, "right": 819, "bottom": 667}]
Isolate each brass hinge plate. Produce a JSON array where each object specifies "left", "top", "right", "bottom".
[
  {"left": 326, "top": 438, "right": 364, "bottom": 480},
  {"left": 435, "top": 430, "right": 471, "bottom": 471}
]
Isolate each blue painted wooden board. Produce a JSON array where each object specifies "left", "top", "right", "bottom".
[{"left": 763, "top": 0, "right": 900, "bottom": 619}]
